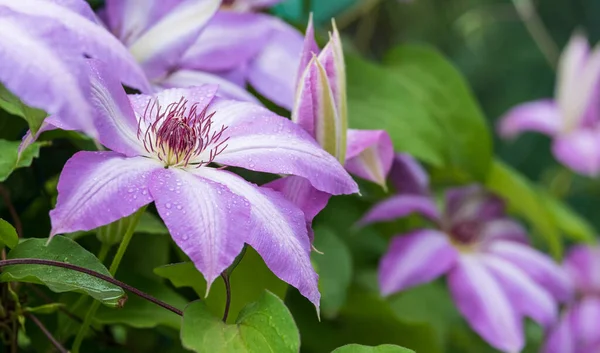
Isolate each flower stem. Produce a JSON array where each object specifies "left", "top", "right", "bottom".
[
  {"left": 71, "top": 206, "right": 147, "bottom": 353},
  {"left": 221, "top": 273, "right": 232, "bottom": 322},
  {"left": 26, "top": 313, "right": 68, "bottom": 353}
]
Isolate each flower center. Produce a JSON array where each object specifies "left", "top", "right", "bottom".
[
  {"left": 138, "top": 97, "right": 229, "bottom": 167},
  {"left": 449, "top": 220, "right": 482, "bottom": 245}
]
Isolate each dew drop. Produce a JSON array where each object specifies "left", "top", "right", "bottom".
[
  {"left": 142, "top": 190, "right": 148, "bottom": 195},
  {"left": 182, "top": 234, "right": 189, "bottom": 240},
  {"left": 165, "top": 203, "right": 172, "bottom": 209},
  {"left": 176, "top": 205, "right": 182, "bottom": 210},
  {"left": 128, "top": 188, "right": 135, "bottom": 193}
]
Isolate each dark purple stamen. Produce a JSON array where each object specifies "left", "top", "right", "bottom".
[{"left": 138, "top": 96, "right": 229, "bottom": 167}]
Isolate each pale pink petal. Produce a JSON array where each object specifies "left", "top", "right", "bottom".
[
  {"left": 344, "top": 129, "right": 394, "bottom": 188},
  {"left": 192, "top": 168, "right": 319, "bottom": 308},
  {"left": 498, "top": 100, "right": 562, "bottom": 138},
  {"left": 358, "top": 195, "right": 440, "bottom": 226},
  {"left": 49, "top": 152, "right": 160, "bottom": 235},
  {"left": 149, "top": 168, "right": 250, "bottom": 289},
  {"left": 448, "top": 254, "right": 524, "bottom": 353},
  {"left": 378, "top": 229, "right": 458, "bottom": 296}
]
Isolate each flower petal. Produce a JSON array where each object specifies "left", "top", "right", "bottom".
[
  {"left": 158, "top": 69, "right": 259, "bottom": 104},
  {"left": 247, "top": 17, "right": 303, "bottom": 109},
  {"left": 50, "top": 152, "right": 160, "bottom": 235},
  {"left": 208, "top": 100, "right": 358, "bottom": 195},
  {"left": 264, "top": 176, "right": 330, "bottom": 223},
  {"left": 379, "top": 229, "right": 457, "bottom": 296},
  {"left": 448, "top": 254, "right": 524, "bottom": 353},
  {"left": 388, "top": 153, "right": 430, "bottom": 195},
  {"left": 344, "top": 129, "right": 394, "bottom": 188},
  {"left": 483, "top": 255, "right": 557, "bottom": 327},
  {"left": 358, "top": 195, "right": 440, "bottom": 226},
  {"left": 444, "top": 185, "right": 505, "bottom": 225},
  {"left": 149, "top": 168, "right": 250, "bottom": 289},
  {"left": 297, "top": 14, "right": 319, "bottom": 84},
  {"left": 179, "top": 12, "right": 271, "bottom": 72},
  {"left": 551, "top": 129, "right": 600, "bottom": 176},
  {"left": 87, "top": 59, "right": 147, "bottom": 156},
  {"left": 497, "top": 100, "right": 562, "bottom": 138},
  {"left": 564, "top": 245, "right": 600, "bottom": 296},
  {"left": 192, "top": 168, "right": 320, "bottom": 308},
  {"left": 569, "top": 296, "right": 600, "bottom": 349},
  {"left": 542, "top": 309, "right": 575, "bottom": 353},
  {"left": 1, "top": 0, "right": 151, "bottom": 92},
  {"left": 127, "top": 0, "right": 220, "bottom": 80},
  {"left": 317, "top": 21, "right": 347, "bottom": 128},
  {"left": 226, "top": 0, "right": 283, "bottom": 11},
  {"left": 488, "top": 241, "right": 572, "bottom": 302},
  {"left": 479, "top": 219, "right": 529, "bottom": 245}
]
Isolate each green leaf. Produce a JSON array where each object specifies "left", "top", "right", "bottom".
[
  {"left": 346, "top": 45, "right": 492, "bottom": 181},
  {"left": 0, "top": 219, "right": 18, "bottom": 248},
  {"left": 312, "top": 227, "right": 353, "bottom": 318},
  {"left": 0, "top": 237, "right": 125, "bottom": 307},
  {"left": 0, "top": 84, "right": 47, "bottom": 134},
  {"left": 331, "top": 344, "right": 415, "bottom": 353},
  {"left": 539, "top": 190, "right": 596, "bottom": 243},
  {"left": 181, "top": 291, "right": 300, "bottom": 353},
  {"left": 485, "top": 160, "right": 562, "bottom": 257},
  {"left": 0, "top": 139, "right": 46, "bottom": 182},
  {"left": 155, "top": 247, "right": 287, "bottom": 323},
  {"left": 96, "top": 278, "right": 187, "bottom": 330}
]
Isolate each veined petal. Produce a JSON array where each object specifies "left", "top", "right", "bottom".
[
  {"left": 104, "top": 0, "right": 181, "bottom": 47},
  {"left": 158, "top": 69, "right": 260, "bottom": 104},
  {"left": 179, "top": 12, "right": 271, "bottom": 72},
  {"left": 542, "top": 309, "right": 575, "bottom": 353},
  {"left": 448, "top": 254, "right": 524, "bottom": 353},
  {"left": 488, "top": 241, "right": 572, "bottom": 302},
  {"left": 192, "top": 168, "right": 320, "bottom": 308},
  {"left": 247, "top": 17, "right": 303, "bottom": 110},
  {"left": 564, "top": 245, "right": 600, "bottom": 296},
  {"left": 569, "top": 296, "right": 600, "bottom": 349},
  {"left": 344, "top": 129, "right": 394, "bottom": 188},
  {"left": 209, "top": 100, "right": 358, "bottom": 195},
  {"left": 552, "top": 129, "right": 600, "bottom": 176},
  {"left": 483, "top": 255, "right": 557, "bottom": 327},
  {"left": 264, "top": 176, "right": 330, "bottom": 223},
  {"left": 87, "top": 59, "right": 147, "bottom": 156},
  {"left": 0, "top": 12, "right": 93, "bottom": 136},
  {"left": 379, "top": 229, "right": 458, "bottom": 296},
  {"left": 389, "top": 153, "right": 430, "bottom": 195},
  {"left": 149, "top": 168, "right": 250, "bottom": 289},
  {"left": 497, "top": 100, "right": 562, "bottom": 138},
  {"left": 50, "top": 152, "right": 160, "bottom": 235},
  {"left": 296, "top": 14, "right": 319, "bottom": 86},
  {"left": 358, "top": 195, "right": 441, "bottom": 226},
  {"left": 1, "top": 0, "right": 150, "bottom": 92}
]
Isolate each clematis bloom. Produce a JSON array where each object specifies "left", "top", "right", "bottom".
[
  {"left": 49, "top": 60, "right": 358, "bottom": 308},
  {"left": 498, "top": 33, "right": 600, "bottom": 176},
  {"left": 360, "top": 154, "right": 570, "bottom": 353},
  {"left": 543, "top": 245, "right": 600, "bottom": 353},
  {"left": 268, "top": 17, "right": 393, "bottom": 232}
]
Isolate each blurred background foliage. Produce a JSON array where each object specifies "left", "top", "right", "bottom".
[{"left": 0, "top": 0, "right": 597, "bottom": 352}]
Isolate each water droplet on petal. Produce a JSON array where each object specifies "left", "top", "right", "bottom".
[
  {"left": 176, "top": 205, "right": 182, "bottom": 210},
  {"left": 128, "top": 188, "right": 135, "bottom": 193},
  {"left": 182, "top": 234, "right": 189, "bottom": 240},
  {"left": 165, "top": 203, "right": 172, "bottom": 209}
]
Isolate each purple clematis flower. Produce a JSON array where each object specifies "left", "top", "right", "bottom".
[
  {"left": 543, "top": 245, "right": 600, "bottom": 353},
  {"left": 100, "top": 0, "right": 303, "bottom": 109},
  {"left": 360, "top": 154, "right": 570, "bottom": 353},
  {"left": 49, "top": 60, "right": 358, "bottom": 308},
  {"left": 0, "top": 0, "right": 150, "bottom": 137},
  {"left": 267, "top": 17, "right": 394, "bottom": 232},
  {"left": 498, "top": 33, "right": 600, "bottom": 176}
]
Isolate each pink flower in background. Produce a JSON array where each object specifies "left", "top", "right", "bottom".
[
  {"left": 498, "top": 33, "right": 600, "bottom": 176},
  {"left": 49, "top": 60, "right": 358, "bottom": 309},
  {"left": 360, "top": 154, "right": 571, "bottom": 353},
  {"left": 543, "top": 245, "right": 600, "bottom": 353}
]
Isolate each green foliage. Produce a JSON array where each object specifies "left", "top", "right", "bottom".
[
  {"left": 0, "top": 84, "right": 47, "bottom": 134},
  {"left": 332, "top": 344, "right": 415, "bottom": 353},
  {"left": 0, "top": 218, "right": 19, "bottom": 248},
  {"left": 0, "top": 237, "right": 125, "bottom": 306},
  {"left": 0, "top": 139, "right": 46, "bottom": 182},
  {"left": 155, "top": 247, "right": 287, "bottom": 324},
  {"left": 346, "top": 45, "right": 492, "bottom": 182},
  {"left": 181, "top": 291, "right": 300, "bottom": 353}
]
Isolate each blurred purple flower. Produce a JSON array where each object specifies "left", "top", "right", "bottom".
[
  {"left": 267, "top": 17, "right": 394, "bottom": 235},
  {"left": 543, "top": 245, "right": 600, "bottom": 353},
  {"left": 360, "top": 154, "right": 571, "bottom": 353},
  {"left": 498, "top": 33, "right": 600, "bottom": 176},
  {"left": 49, "top": 60, "right": 358, "bottom": 308},
  {"left": 101, "top": 0, "right": 302, "bottom": 109}
]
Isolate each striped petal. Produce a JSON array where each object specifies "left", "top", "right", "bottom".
[
  {"left": 359, "top": 195, "right": 441, "bottom": 226},
  {"left": 344, "top": 129, "right": 394, "bottom": 188}
]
